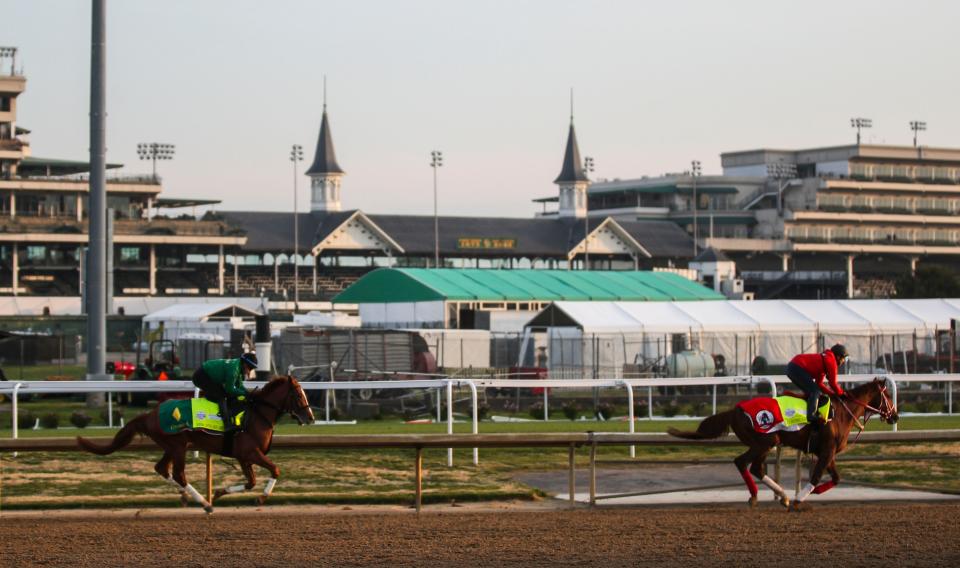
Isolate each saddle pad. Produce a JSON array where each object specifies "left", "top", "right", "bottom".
[
  {"left": 737, "top": 396, "right": 830, "bottom": 434},
  {"left": 158, "top": 398, "right": 244, "bottom": 434}
]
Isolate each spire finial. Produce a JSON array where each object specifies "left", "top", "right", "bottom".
[
  {"left": 323, "top": 75, "right": 327, "bottom": 112},
  {"left": 570, "top": 87, "right": 574, "bottom": 123}
]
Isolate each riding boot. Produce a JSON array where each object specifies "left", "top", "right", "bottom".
[{"left": 220, "top": 400, "right": 236, "bottom": 433}]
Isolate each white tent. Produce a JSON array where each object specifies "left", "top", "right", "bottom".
[
  {"left": 143, "top": 303, "right": 261, "bottom": 344},
  {"left": 525, "top": 298, "right": 960, "bottom": 376}
]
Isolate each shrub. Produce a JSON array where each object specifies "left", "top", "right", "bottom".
[
  {"left": 477, "top": 403, "right": 490, "bottom": 420},
  {"left": 39, "top": 413, "right": 60, "bottom": 429},
  {"left": 528, "top": 402, "right": 545, "bottom": 420},
  {"left": 595, "top": 403, "right": 614, "bottom": 421},
  {"left": 99, "top": 407, "right": 122, "bottom": 425},
  {"left": 562, "top": 402, "right": 578, "bottom": 421},
  {"left": 16, "top": 411, "right": 36, "bottom": 430},
  {"left": 661, "top": 402, "right": 680, "bottom": 418},
  {"left": 70, "top": 411, "right": 93, "bottom": 429}
]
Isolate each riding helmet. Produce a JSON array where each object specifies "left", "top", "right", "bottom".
[
  {"left": 240, "top": 352, "right": 259, "bottom": 370},
  {"left": 830, "top": 343, "right": 848, "bottom": 363}
]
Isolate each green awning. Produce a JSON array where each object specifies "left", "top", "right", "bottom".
[{"left": 333, "top": 268, "right": 724, "bottom": 304}]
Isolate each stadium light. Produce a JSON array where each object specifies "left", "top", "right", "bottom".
[
  {"left": 290, "top": 144, "right": 304, "bottom": 309},
  {"left": 691, "top": 160, "right": 702, "bottom": 257},
  {"left": 909, "top": 121, "right": 927, "bottom": 147},
  {"left": 0, "top": 46, "right": 17, "bottom": 75},
  {"left": 583, "top": 156, "right": 595, "bottom": 269},
  {"left": 767, "top": 162, "right": 798, "bottom": 214},
  {"left": 430, "top": 150, "right": 443, "bottom": 268},
  {"left": 850, "top": 117, "right": 872, "bottom": 145},
  {"left": 137, "top": 142, "right": 175, "bottom": 181}
]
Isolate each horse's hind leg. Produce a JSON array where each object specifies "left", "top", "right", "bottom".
[
  {"left": 734, "top": 447, "right": 762, "bottom": 507},
  {"left": 751, "top": 448, "right": 790, "bottom": 508},
  {"left": 154, "top": 450, "right": 189, "bottom": 507},
  {"left": 213, "top": 462, "right": 256, "bottom": 503},
  {"left": 246, "top": 449, "right": 281, "bottom": 505},
  {"left": 169, "top": 450, "right": 214, "bottom": 514}
]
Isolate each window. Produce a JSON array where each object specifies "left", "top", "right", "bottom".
[
  {"left": 120, "top": 247, "right": 140, "bottom": 263},
  {"left": 0, "top": 96, "right": 10, "bottom": 112},
  {"left": 27, "top": 246, "right": 46, "bottom": 261}
]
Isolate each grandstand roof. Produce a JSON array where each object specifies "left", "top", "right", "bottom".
[{"left": 333, "top": 268, "right": 723, "bottom": 303}]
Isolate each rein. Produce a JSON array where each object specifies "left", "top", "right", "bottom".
[{"left": 834, "top": 383, "right": 895, "bottom": 444}]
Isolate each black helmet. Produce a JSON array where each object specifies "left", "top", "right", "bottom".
[
  {"left": 830, "top": 344, "right": 848, "bottom": 363},
  {"left": 240, "top": 352, "right": 258, "bottom": 370}
]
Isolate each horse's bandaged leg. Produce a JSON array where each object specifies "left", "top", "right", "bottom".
[
  {"left": 165, "top": 477, "right": 188, "bottom": 494},
  {"left": 262, "top": 478, "right": 277, "bottom": 497},
  {"left": 225, "top": 484, "right": 247, "bottom": 494},
  {"left": 797, "top": 482, "right": 816, "bottom": 502},
  {"left": 761, "top": 475, "right": 787, "bottom": 498},
  {"left": 740, "top": 469, "right": 758, "bottom": 497},
  {"left": 183, "top": 483, "right": 212, "bottom": 508},
  {"left": 813, "top": 480, "right": 837, "bottom": 495}
]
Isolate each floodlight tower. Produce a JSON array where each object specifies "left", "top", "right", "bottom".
[
  {"left": 691, "top": 160, "right": 702, "bottom": 256},
  {"left": 766, "top": 162, "right": 798, "bottom": 215},
  {"left": 137, "top": 142, "right": 175, "bottom": 181},
  {"left": 910, "top": 121, "right": 927, "bottom": 147},
  {"left": 430, "top": 150, "right": 443, "bottom": 268},
  {"left": 290, "top": 144, "right": 304, "bottom": 309},
  {"left": 850, "top": 117, "right": 872, "bottom": 145},
  {"left": 583, "top": 156, "right": 595, "bottom": 269}
]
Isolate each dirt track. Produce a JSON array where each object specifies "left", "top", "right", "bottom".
[{"left": 2, "top": 502, "right": 958, "bottom": 567}]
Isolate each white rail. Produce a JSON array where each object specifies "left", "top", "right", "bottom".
[{"left": 2, "top": 373, "right": 957, "bottom": 461}]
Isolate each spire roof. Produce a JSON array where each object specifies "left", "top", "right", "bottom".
[
  {"left": 306, "top": 108, "right": 344, "bottom": 176},
  {"left": 554, "top": 121, "right": 589, "bottom": 184}
]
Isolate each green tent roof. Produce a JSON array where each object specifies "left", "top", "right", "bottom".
[{"left": 333, "top": 268, "right": 724, "bottom": 303}]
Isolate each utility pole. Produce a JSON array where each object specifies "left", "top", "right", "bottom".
[
  {"left": 86, "top": 0, "right": 109, "bottom": 399},
  {"left": 430, "top": 150, "right": 443, "bottom": 268},
  {"left": 691, "top": 160, "right": 701, "bottom": 257},
  {"left": 850, "top": 117, "right": 872, "bottom": 145},
  {"left": 290, "top": 144, "right": 303, "bottom": 310},
  {"left": 909, "top": 121, "right": 927, "bottom": 148}
]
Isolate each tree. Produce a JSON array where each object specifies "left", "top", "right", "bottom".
[{"left": 895, "top": 266, "right": 960, "bottom": 298}]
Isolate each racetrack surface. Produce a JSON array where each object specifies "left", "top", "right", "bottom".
[{"left": 1, "top": 502, "right": 958, "bottom": 567}]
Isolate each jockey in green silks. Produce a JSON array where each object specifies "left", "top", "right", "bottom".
[{"left": 190, "top": 352, "right": 258, "bottom": 433}]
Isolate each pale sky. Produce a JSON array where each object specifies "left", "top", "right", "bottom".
[{"left": 5, "top": 0, "right": 960, "bottom": 217}]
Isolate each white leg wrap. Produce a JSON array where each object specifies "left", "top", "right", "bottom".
[
  {"left": 184, "top": 483, "right": 211, "bottom": 508},
  {"left": 761, "top": 475, "right": 787, "bottom": 498},
  {"left": 797, "top": 482, "right": 816, "bottom": 502},
  {"left": 165, "top": 477, "right": 187, "bottom": 493},
  {"left": 262, "top": 478, "right": 277, "bottom": 497},
  {"left": 226, "top": 484, "right": 247, "bottom": 494}
]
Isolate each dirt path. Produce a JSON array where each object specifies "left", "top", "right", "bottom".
[{"left": 1, "top": 501, "right": 958, "bottom": 567}]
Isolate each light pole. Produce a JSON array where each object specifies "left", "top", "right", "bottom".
[
  {"left": 583, "top": 156, "right": 595, "bottom": 270},
  {"left": 691, "top": 160, "right": 701, "bottom": 256},
  {"left": 137, "top": 143, "right": 175, "bottom": 181},
  {"left": 290, "top": 144, "right": 304, "bottom": 310},
  {"left": 909, "top": 121, "right": 927, "bottom": 147},
  {"left": 766, "top": 162, "right": 798, "bottom": 215},
  {"left": 430, "top": 150, "right": 443, "bottom": 268},
  {"left": 850, "top": 117, "right": 872, "bottom": 145}
]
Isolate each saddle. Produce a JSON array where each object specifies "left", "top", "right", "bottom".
[{"left": 737, "top": 395, "right": 831, "bottom": 434}]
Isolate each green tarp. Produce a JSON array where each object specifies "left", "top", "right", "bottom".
[{"left": 333, "top": 268, "right": 723, "bottom": 304}]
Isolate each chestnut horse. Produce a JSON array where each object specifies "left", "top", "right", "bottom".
[
  {"left": 668, "top": 377, "right": 897, "bottom": 510},
  {"left": 77, "top": 375, "right": 314, "bottom": 513}
]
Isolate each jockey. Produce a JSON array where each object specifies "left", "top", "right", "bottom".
[
  {"left": 191, "top": 352, "right": 258, "bottom": 432},
  {"left": 786, "top": 344, "right": 848, "bottom": 428}
]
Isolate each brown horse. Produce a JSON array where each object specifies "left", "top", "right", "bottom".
[
  {"left": 668, "top": 377, "right": 897, "bottom": 510},
  {"left": 77, "top": 375, "right": 314, "bottom": 513}
]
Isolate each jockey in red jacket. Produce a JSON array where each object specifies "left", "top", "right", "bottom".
[{"left": 785, "top": 344, "right": 848, "bottom": 426}]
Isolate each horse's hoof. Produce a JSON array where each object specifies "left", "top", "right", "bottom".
[
  {"left": 747, "top": 495, "right": 758, "bottom": 508},
  {"left": 789, "top": 501, "right": 809, "bottom": 513},
  {"left": 213, "top": 489, "right": 227, "bottom": 503},
  {"left": 256, "top": 495, "right": 267, "bottom": 506},
  {"left": 203, "top": 505, "right": 214, "bottom": 514},
  {"left": 779, "top": 497, "right": 791, "bottom": 509},
  {"left": 179, "top": 494, "right": 190, "bottom": 507}
]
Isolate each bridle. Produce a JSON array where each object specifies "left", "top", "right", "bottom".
[
  {"left": 836, "top": 380, "right": 897, "bottom": 442},
  {"left": 249, "top": 377, "right": 312, "bottom": 426}
]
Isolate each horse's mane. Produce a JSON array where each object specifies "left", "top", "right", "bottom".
[
  {"left": 846, "top": 377, "right": 884, "bottom": 398},
  {"left": 250, "top": 375, "right": 291, "bottom": 399}
]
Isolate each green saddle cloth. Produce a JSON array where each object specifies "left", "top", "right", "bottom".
[{"left": 158, "top": 398, "right": 244, "bottom": 434}]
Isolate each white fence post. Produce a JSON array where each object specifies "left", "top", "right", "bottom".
[
  {"left": 446, "top": 379, "right": 454, "bottom": 467},
  {"left": 622, "top": 381, "right": 635, "bottom": 458}
]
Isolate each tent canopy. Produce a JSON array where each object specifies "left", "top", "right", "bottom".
[
  {"left": 334, "top": 268, "right": 724, "bottom": 304},
  {"left": 143, "top": 303, "right": 260, "bottom": 323}
]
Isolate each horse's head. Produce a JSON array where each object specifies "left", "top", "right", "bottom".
[
  {"left": 260, "top": 376, "right": 315, "bottom": 425},
  {"left": 866, "top": 377, "right": 898, "bottom": 425}
]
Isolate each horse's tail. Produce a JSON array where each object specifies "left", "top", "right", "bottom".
[
  {"left": 668, "top": 409, "right": 735, "bottom": 440},
  {"left": 77, "top": 413, "right": 148, "bottom": 455}
]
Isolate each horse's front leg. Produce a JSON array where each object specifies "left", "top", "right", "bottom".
[
  {"left": 791, "top": 445, "right": 835, "bottom": 510},
  {"left": 812, "top": 459, "right": 840, "bottom": 495},
  {"left": 213, "top": 462, "right": 257, "bottom": 503},
  {"left": 247, "top": 449, "right": 281, "bottom": 505}
]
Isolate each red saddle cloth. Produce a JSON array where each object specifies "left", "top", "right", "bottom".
[{"left": 736, "top": 397, "right": 785, "bottom": 433}]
